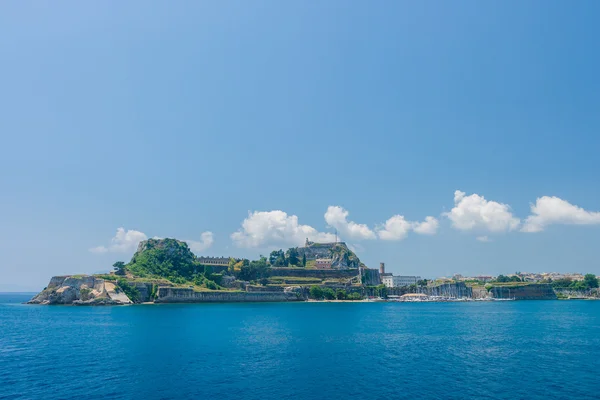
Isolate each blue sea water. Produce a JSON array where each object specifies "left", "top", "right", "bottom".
[{"left": 1, "top": 294, "right": 600, "bottom": 400}]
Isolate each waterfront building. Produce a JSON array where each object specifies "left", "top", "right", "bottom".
[{"left": 381, "top": 274, "right": 422, "bottom": 288}]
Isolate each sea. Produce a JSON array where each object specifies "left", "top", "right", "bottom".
[{"left": 1, "top": 293, "right": 600, "bottom": 400}]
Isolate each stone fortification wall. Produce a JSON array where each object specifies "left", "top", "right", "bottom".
[
  {"left": 246, "top": 285, "right": 285, "bottom": 292},
  {"left": 362, "top": 268, "right": 381, "bottom": 286},
  {"left": 155, "top": 288, "right": 302, "bottom": 303},
  {"left": 130, "top": 282, "right": 154, "bottom": 302},
  {"left": 269, "top": 268, "right": 358, "bottom": 279},
  {"left": 471, "top": 287, "right": 490, "bottom": 299},
  {"left": 490, "top": 284, "right": 557, "bottom": 300}
]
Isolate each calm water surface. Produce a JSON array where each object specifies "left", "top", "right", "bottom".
[{"left": 1, "top": 293, "right": 600, "bottom": 399}]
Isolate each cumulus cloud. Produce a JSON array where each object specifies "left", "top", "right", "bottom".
[
  {"left": 324, "top": 206, "right": 376, "bottom": 240},
  {"left": 412, "top": 216, "right": 439, "bottom": 235},
  {"left": 185, "top": 231, "right": 215, "bottom": 253},
  {"left": 521, "top": 196, "right": 600, "bottom": 233},
  {"left": 89, "top": 227, "right": 148, "bottom": 254},
  {"left": 231, "top": 210, "right": 336, "bottom": 248},
  {"left": 376, "top": 215, "right": 439, "bottom": 240},
  {"left": 445, "top": 190, "right": 520, "bottom": 233},
  {"left": 377, "top": 215, "right": 412, "bottom": 240},
  {"left": 476, "top": 236, "right": 491, "bottom": 242}
]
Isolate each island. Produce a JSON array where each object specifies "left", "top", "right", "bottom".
[{"left": 28, "top": 238, "right": 599, "bottom": 305}]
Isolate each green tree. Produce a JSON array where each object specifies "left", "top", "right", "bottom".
[
  {"left": 205, "top": 280, "right": 218, "bottom": 290},
  {"left": 347, "top": 292, "right": 363, "bottom": 300},
  {"left": 113, "top": 261, "right": 126, "bottom": 276},
  {"left": 302, "top": 253, "right": 307, "bottom": 267},
  {"left": 228, "top": 257, "right": 237, "bottom": 273},
  {"left": 238, "top": 257, "right": 270, "bottom": 281},
  {"left": 552, "top": 278, "right": 573, "bottom": 288},
  {"left": 336, "top": 289, "right": 347, "bottom": 300},
  {"left": 375, "top": 284, "right": 388, "bottom": 298},
  {"left": 286, "top": 248, "right": 299, "bottom": 266},
  {"left": 323, "top": 288, "right": 336, "bottom": 300},
  {"left": 309, "top": 286, "right": 324, "bottom": 300},
  {"left": 268, "top": 250, "right": 286, "bottom": 266},
  {"left": 584, "top": 274, "right": 599, "bottom": 289}
]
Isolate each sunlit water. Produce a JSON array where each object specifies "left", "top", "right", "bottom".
[{"left": 1, "top": 293, "right": 600, "bottom": 399}]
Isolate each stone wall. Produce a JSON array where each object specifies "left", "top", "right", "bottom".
[
  {"left": 471, "top": 287, "right": 490, "bottom": 299},
  {"left": 130, "top": 282, "right": 154, "bottom": 302},
  {"left": 489, "top": 284, "right": 557, "bottom": 300},
  {"left": 362, "top": 268, "right": 381, "bottom": 286},
  {"left": 246, "top": 285, "right": 285, "bottom": 292},
  {"left": 269, "top": 268, "right": 358, "bottom": 279},
  {"left": 155, "top": 288, "right": 302, "bottom": 303}
]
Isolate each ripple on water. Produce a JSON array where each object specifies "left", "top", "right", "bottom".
[{"left": 1, "top": 299, "right": 600, "bottom": 400}]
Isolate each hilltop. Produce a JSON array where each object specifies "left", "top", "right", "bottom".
[
  {"left": 267, "top": 240, "right": 365, "bottom": 269},
  {"left": 298, "top": 241, "right": 365, "bottom": 269}
]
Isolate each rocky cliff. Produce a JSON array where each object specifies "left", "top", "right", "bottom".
[
  {"left": 296, "top": 242, "right": 364, "bottom": 269},
  {"left": 489, "top": 284, "right": 557, "bottom": 300},
  {"left": 28, "top": 276, "right": 133, "bottom": 305}
]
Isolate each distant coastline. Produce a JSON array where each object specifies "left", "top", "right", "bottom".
[{"left": 26, "top": 238, "right": 600, "bottom": 306}]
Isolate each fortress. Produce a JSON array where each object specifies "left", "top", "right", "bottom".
[{"left": 296, "top": 239, "right": 361, "bottom": 269}]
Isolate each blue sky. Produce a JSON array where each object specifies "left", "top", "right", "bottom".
[{"left": 1, "top": 1, "right": 600, "bottom": 291}]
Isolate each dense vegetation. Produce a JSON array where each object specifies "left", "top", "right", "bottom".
[
  {"left": 122, "top": 238, "right": 221, "bottom": 290},
  {"left": 268, "top": 248, "right": 304, "bottom": 267},
  {"left": 493, "top": 275, "right": 523, "bottom": 283},
  {"left": 115, "top": 279, "right": 140, "bottom": 302},
  {"left": 551, "top": 274, "right": 599, "bottom": 291},
  {"left": 309, "top": 286, "right": 363, "bottom": 300},
  {"left": 237, "top": 257, "right": 270, "bottom": 281}
]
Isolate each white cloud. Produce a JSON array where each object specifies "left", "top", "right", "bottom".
[
  {"left": 476, "top": 236, "right": 491, "bottom": 242},
  {"left": 231, "top": 210, "right": 336, "bottom": 248},
  {"left": 377, "top": 214, "right": 439, "bottom": 240},
  {"left": 324, "top": 206, "right": 376, "bottom": 240},
  {"left": 377, "top": 215, "right": 412, "bottom": 240},
  {"left": 185, "top": 231, "right": 214, "bottom": 253},
  {"left": 413, "top": 216, "right": 439, "bottom": 235},
  {"left": 445, "top": 190, "right": 520, "bottom": 233},
  {"left": 89, "top": 227, "right": 147, "bottom": 254},
  {"left": 521, "top": 196, "right": 600, "bottom": 233}
]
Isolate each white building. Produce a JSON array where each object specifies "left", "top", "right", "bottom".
[{"left": 381, "top": 274, "right": 422, "bottom": 288}]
